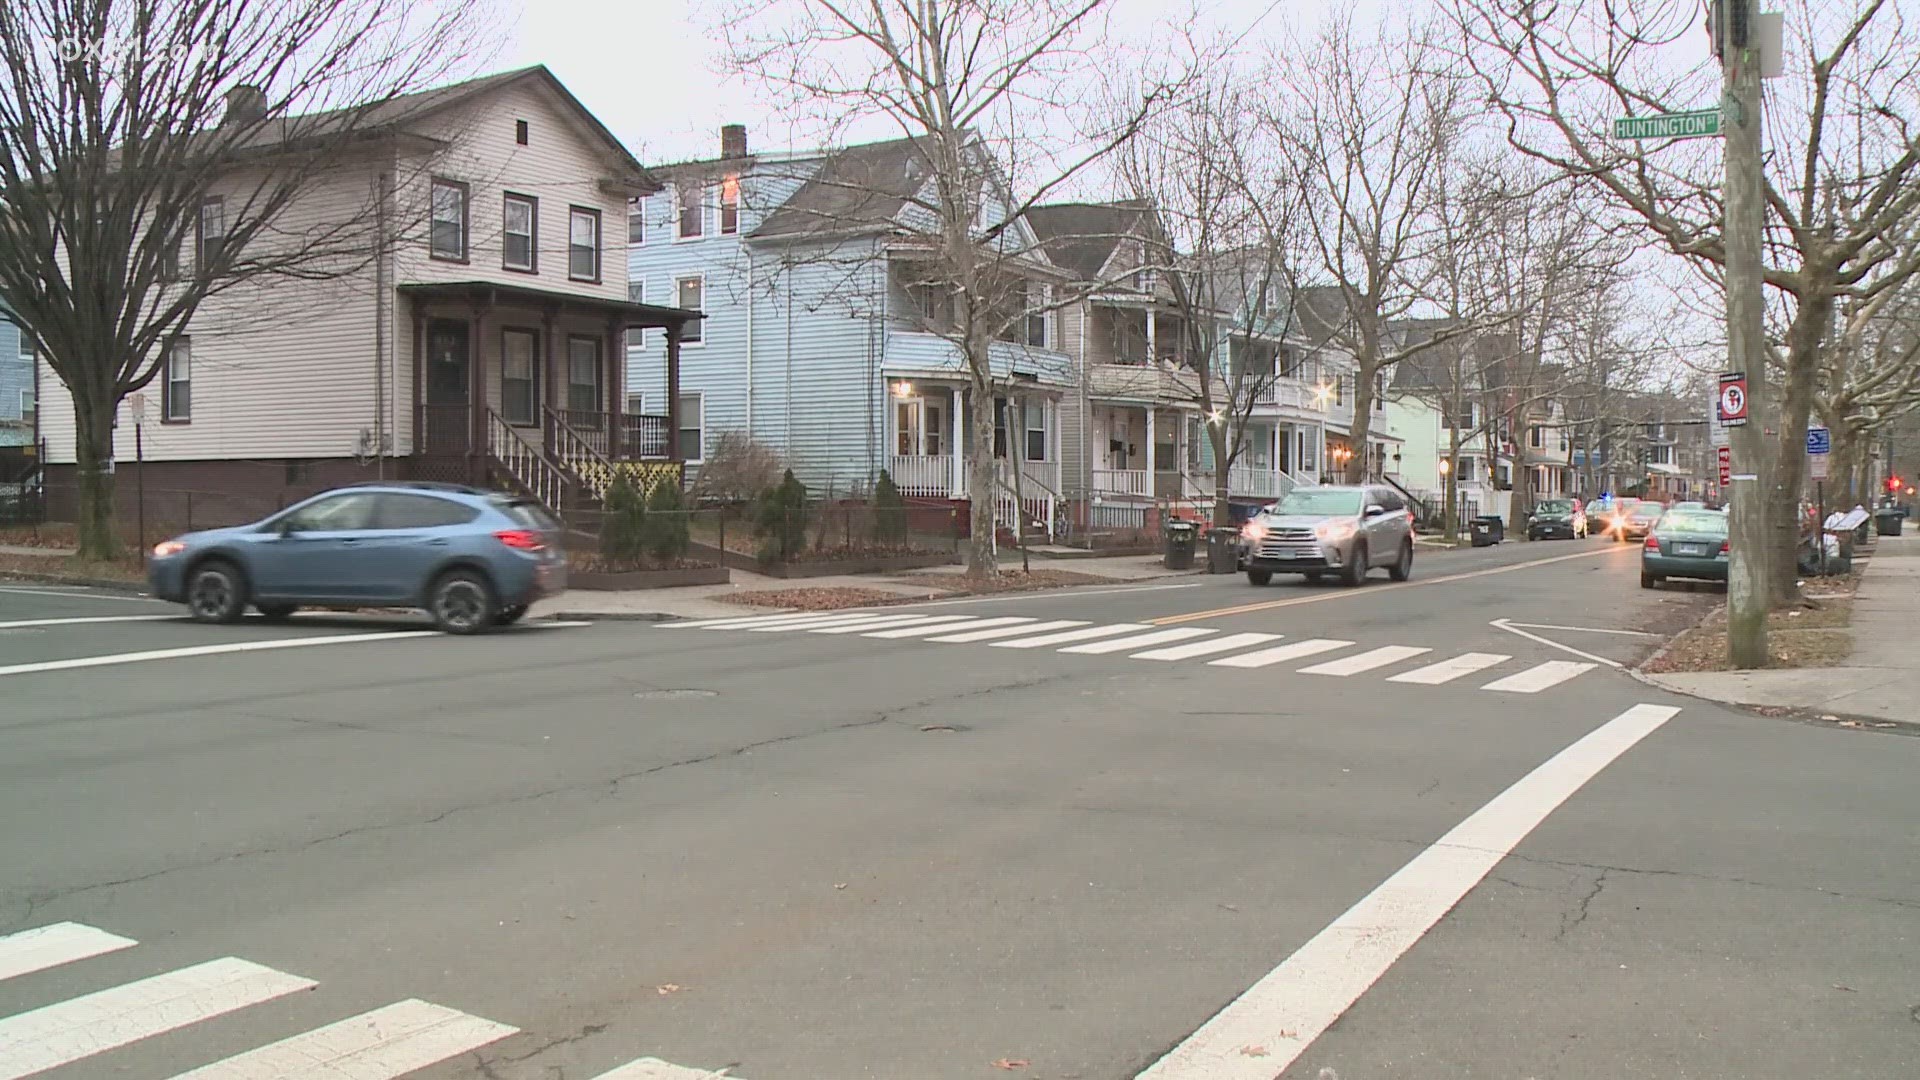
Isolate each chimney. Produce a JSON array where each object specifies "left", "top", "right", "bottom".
[
  {"left": 720, "top": 123, "right": 747, "bottom": 159},
  {"left": 222, "top": 85, "right": 268, "bottom": 126}
]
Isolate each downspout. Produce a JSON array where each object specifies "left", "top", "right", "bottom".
[
  {"left": 785, "top": 256, "right": 794, "bottom": 457},
  {"left": 744, "top": 246, "right": 754, "bottom": 438},
  {"left": 374, "top": 168, "right": 389, "bottom": 477}
]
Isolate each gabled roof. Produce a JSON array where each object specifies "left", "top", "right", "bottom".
[
  {"left": 1025, "top": 200, "right": 1156, "bottom": 281},
  {"left": 750, "top": 136, "right": 935, "bottom": 240},
  {"left": 229, "top": 65, "right": 656, "bottom": 190}
]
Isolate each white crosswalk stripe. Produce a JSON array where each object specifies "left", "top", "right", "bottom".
[
  {"left": 169, "top": 999, "right": 517, "bottom": 1080},
  {"left": 0, "top": 957, "right": 316, "bottom": 1080},
  {"left": 1131, "top": 632, "right": 1282, "bottom": 661},
  {"left": 1298, "top": 645, "right": 1433, "bottom": 677},
  {"left": 1388, "top": 652, "right": 1511, "bottom": 685},
  {"left": 989, "top": 623, "right": 1152, "bottom": 649},
  {"left": 1059, "top": 628, "right": 1216, "bottom": 655},
  {"left": 1483, "top": 660, "right": 1598, "bottom": 693},
  {"left": 0, "top": 924, "right": 519, "bottom": 1080},
  {"left": 0, "top": 923, "right": 136, "bottom": 984},
  {"left": 664, "top": 613, "right": 1605, "bottom": 696}
]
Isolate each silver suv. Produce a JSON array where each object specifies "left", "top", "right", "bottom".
[{"left": 1238, "top": 484, "right": 1415, "bottom": 587}]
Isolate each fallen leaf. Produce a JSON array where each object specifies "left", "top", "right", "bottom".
[
  {"left": 1239, "top": 1045, "right": 1270, "bottom": 1057},
  {"left": 656, "top": 983, "right": 682, "bottom": 996},
  {"left": 834, "top": 882, "right": 848, "bottom": 890},
  {"left": 1833, "top": 983, "right": 1856, "bottom": 992},
  {"left": 1838, "top": 719, "right": 1863, "bottom": 728},
  {"left": 990, "top": 1059, "right": 1029, "bottom": 1071},
  {"left": 1218, "top": 903, "right": 1239, "bottom": 913},
  {"left": 921, "top": 724, "right": 958, "bottom": 732}
]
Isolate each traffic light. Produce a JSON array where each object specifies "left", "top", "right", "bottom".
[{"left": 1889, "top": 476, "right": 1903, "bottom": 493}]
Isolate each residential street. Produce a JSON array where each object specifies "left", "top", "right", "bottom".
[{"left": 3, "top": 540, "right": 1918, "bottom": 1080}]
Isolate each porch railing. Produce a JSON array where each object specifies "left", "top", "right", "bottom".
[
  {"left": 998, "top": 458, "right": 1060, "bottom": 497},
  {"left": 552, "top": 408, "right": 671, "bottom": 460},
  {"left": 1227, "top": 466, "right": 1283, "bottom": 499},
  {"left": 1091, "top": 468, "right": 1151, "bottom": 497},
  {"left": 489, "top": 409, "right": 571, "bottom": 512},
  {"left": 887, "top": 454, "right": 955, "bottom": 497}
]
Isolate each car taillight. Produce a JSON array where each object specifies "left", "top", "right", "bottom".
[
  {"left": 1720, "top": 539, "right": 1730, "bottom": 554},
  {"left": 1644, "top": 533, "right": 1660, "bottom": 551},
  {"left": 495, "top": 529, "right": 545, "bottom": 551}
]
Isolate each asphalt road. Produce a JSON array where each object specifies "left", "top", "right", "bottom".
[{"left": 2, "top": 539, "right": 1917, "bottom": 1080}]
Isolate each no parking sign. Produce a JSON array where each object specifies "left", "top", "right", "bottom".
[{"left": 1717, "top": 372, "right": 1749, "bottom": 427}]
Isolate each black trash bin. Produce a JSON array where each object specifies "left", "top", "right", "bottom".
[
  {"left": 1469, "top": 515, "right": 1500, "bottom": 547},
  {"left": 1206, "top": 527, "right": 1240, "bottom": 574},
  {"left": 1877, "top": 509, "right": 1903, "bottom": 537},
  {"left": 1164, "top": 520, "right": 1198, "bottom": 570}
]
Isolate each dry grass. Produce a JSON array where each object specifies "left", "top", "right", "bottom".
[
  {"left": 721, "top": 568, "right": 1114, "bottom": 611},
  {"left": 898, "top": 567, "right": 1108, "bottom": 592},
  {"left": 0, "top": 550, "right": 146, "bottom": 584},
  {"left": 1644, "top": 597, "right": 1857, "bottom": 674},
  {"left": 724, "top": 587, "right": 922, "bottom": 610}
]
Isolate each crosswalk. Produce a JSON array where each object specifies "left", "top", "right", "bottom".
[
  {"left": 0, "top": 922, "right": 703, "bottom": 1080},
  {"left": 662, "top": 611, "right": 1599, "bottom": 695}
]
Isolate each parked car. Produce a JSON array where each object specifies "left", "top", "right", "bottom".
[
  {"left": 1642, "top": 507, "right": 1730, "bottom": 588},
  {"left": 1602, "top": 498, "right": 1661, "bottom": 541},
  {"left": 1238, "top": 484, "right": 1414, "bottom": 587},
  {"left": 1527, "top": 498, "right": 1588, "bottom": 540},
  {"left": 148, "top": 482, "right": 566, "bottom": 633}
]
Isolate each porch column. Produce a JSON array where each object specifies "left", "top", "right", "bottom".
[
  {"left": 469, "top": 302, "right": 488, "bottom": 483},
  {"left": 542, "top": 310, "right": 556, "bottom": 433},
  {"left": 1145, "top": 308, "right": 1157, "bottom": 364},
  {"left": 1145, "top": 407, "right": 1157, "bottom": 477},
  {"left": 410, "top": 310, "right": 424, "bottom": 459},
  {"left": 951, "top": 387, "right": 966, "bottom": 498},
  {"left": 605, "top": 317, "right": 623, "bottom": 459},
  {"left": 665, "top": 324, "right": 683, "bottom": 462}
]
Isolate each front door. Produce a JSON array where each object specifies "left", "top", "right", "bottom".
[{"left": 423, "top": 320, "right": 471, "bottom": 453}]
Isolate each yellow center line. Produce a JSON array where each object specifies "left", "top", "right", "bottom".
[{"left": 1148, "top": 545, "right": 1637, "bottom": 625}]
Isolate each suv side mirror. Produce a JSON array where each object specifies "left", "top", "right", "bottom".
[
  {"left": 1365, "top": 504, "right": 1387, "bottom": 518},
  {"left": 276, "top": 518, "right": 299, "bottom": 537}
]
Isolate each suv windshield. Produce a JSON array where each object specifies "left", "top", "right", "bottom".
[
  {"left": 1271, "top": 489, "right": 1363, "bottom": 516},
  {"left": 1536, "top": 500, "right": 1573, "bottom": 515}
]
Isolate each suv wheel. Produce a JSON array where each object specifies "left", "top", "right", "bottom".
[
  {"left": 185, "top": 561, "right": 247, "bottom": 624},
  {"left": 493, "top": 604, "right": 529, "bottom": 626},
  {"left": 429, "top": 569, "right": 497, "bottom": 635},
  {"left": 1246, "top": 569, "right": 1272, "bottom": 587},
  {"left": 1341, "top": 543, "right": 1368, "bottom": 587},
  {"left": 1388, "top": 539, "right": 1413, "bottom": 582}
]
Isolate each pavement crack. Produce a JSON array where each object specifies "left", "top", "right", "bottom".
[
  {"left": 470, "top": 1023, "right": 607, "bottom": 1076},
  {"left": 1506, "top": 853, "right": 1920, "bottom": 914},
  {"left": 1555, "top": 868, "right": 1608, "bottom": 941}
]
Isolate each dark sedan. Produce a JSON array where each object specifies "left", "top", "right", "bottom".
[{"left": 1642, "top": 508, "right": 1730, "bottom": 588}]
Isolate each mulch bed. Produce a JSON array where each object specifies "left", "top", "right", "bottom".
[
  {"left": 894, "top": 568, "right": 1109, "bottom": 592},
  {"left": 724, "top": 587, "right": 926, "bottom": 610},
  {"left": 1643, "top": 592, "right": 1858, "bottom": 674},
  {"left": 0, "top": 551, "right": 146, "bottom": 584}
]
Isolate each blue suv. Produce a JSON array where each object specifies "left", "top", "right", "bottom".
[{"left": 149, "top": 482, "right": 567, "bottom": 633}]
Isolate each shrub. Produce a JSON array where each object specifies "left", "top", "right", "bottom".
[
  {"left": 689, "top": 432, "right": 786, "bottom": 503},
  {"left": 599, "top": 473, "right": 646, "bottom": 566},
  {"left": 753, "top": 469, "right": 810, "bottom": 564},
  {"left": 644, "top": 476, "right": 691, "bottom": 562},
  {"left": 871, "top": 470, "right": 908, "bottom": 542}
]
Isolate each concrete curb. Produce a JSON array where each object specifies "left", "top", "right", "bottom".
[
  {"left": 0, "top": 570, "right": 151, "bottom": 595},
  {"left": 538, "top": 610, "right": 721, "bottom": 623}
]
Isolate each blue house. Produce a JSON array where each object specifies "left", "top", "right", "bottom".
[
  {"left": 627, "top": 126, "right": 1075, "bottom": 522},
  {"left": 0, "top": 300, "right": 35, "bottom": 448}
]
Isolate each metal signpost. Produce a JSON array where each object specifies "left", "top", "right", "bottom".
[
  {"left": 1809, "top": 426, "right": 1831, "bottom": 572},
  {"left": 130, "top": 393, "right": 147, "bottom": 562}
]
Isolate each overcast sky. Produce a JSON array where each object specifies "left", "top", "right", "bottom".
[{"left": 500, "top": 0, "right": 1368, "bottom": 166}]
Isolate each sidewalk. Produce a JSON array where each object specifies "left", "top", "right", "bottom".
[
  {"left": 1639, "top": 529, "right": 1919, "bottom": 725},
  {"left": 531, "top": 552, "right": 1197, "bottom": 620}
]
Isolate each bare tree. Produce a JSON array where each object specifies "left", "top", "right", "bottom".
[
  {"left": 1115, "top": 64, "right": 1304, "bottom": 525},
  {"left": 718, "top": 0, "right": 1190, "bottom": 577},
  {"left": 1267, "top": 10, "right": 1486, "bottom": 484},
  {"left": 1453, "top": 0, "right": 1920, "bottom": 603},
  {"left": 1819, "top": 266, "right": 1920, "bottom": 501},
  {"left": 0, "top": 0, "right": 497, "bottom": 558}
]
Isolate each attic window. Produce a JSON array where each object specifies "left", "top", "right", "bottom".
[{"left": 515, "top": 120, "right": 529, "bottom": 145}]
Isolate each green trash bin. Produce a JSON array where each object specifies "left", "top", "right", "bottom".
[
  {"left": 1164, "top": 520, "right": 1198, "bottom": 569},
  {"left": 1876, "top": 509, "right": 1903, "bottom": 536}
]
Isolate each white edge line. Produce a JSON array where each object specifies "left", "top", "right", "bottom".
[
  {"left": 0, "top": 586, "right": 169, "bottom": 603},
  {"left": 1135, "top": 702, "right": 1682, "bottom": 1080},
  {"left": 1504, "top": 622, "right": 1658, "bottom": 637},
  {"left": 1490, "top": 619, "right": 1624, "bottom": 669},
  {"left": 0, "top": 615, "right": 180, "bottom": 630},
  {"left": 0, "top": 629, "right": 436, "bottom": 678}
]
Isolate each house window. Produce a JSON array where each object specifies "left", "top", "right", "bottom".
[
  {"left": 677, "top": 276, "right": 704, "bottom": 343},
  {"left": 501, "top": 328, "right": 538, "bottom": 425},
  {"left": 895, "top": 399, "right": 924, "bottom": 456},
  {"left": 626, "top": 280, "right": 646, "bottom": 349},
  {"left": 1496, "top": 462, "right": 1511, "bottom": 489},
  {"left": 992, "top": 397, "right": 1008, "bottom": 458},
  {"left": 1455, "top": 456, "right": 1475, "bottom": 483},
  {"left": 196, "top": 197, "right": 224, "bottom": 271},
  {"left": 628, "top": 197, "right": 646, "bottom": 245},
  {"left": 626, "top": 392, "right": 646, "bottom": 415},
  {"left": 514, "top": 119, "right": 529, "bottom": 145},
  {"left": 677, "top": 392, "right": 704, "bottom": 461},
  {"left": 568, "top": 206, "right": 601, "bottom": 281},
  {"left": 719, "top": 173, "right": 739, "bottom": 235},
  {"left": 925, "top": 401, "right": 943, "bottom": 456},
  {"left": 430, "top": 179, "right": 467, "bottom": 261},
  {"left": 163, "top": 337, "right": 191, "bottom": 421},
  {"left": 676, "top": 180, "right": 705, "bottom": 239},
  {"left": 1529, "top": 425, "right": 1545, "bottom": 449},
  {"left": 1025, "top": 282, "right": 1050, "bottom": 348},
  {"left": 19, "top": 389, "right": 35, "bottom": 425},
  {"left": 502, "top": 193, "right": 537, "bottom": 272},
  {"left": 566, "top": 336, "right": 602, "bottom": 414},
  {"left": 1024, "top": 400, "right": 1048, "bottom": 462}
]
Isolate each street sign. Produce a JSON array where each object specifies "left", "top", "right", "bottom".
[
  {"left": 1613, "top": 110, "right": 1722, "bottom": 140},
  {"left": 1717, "top": 445, "right": 1732, "bottom": 486},
  {"left": 1717, "top": 372, "right": 1749, "bottom": 427},
  {"left": 1812, "top": 454, "right": 1830, "bottom": 480},
  {"left": 1708, "top": 385, "right": 1728, "bottom": 446},
  {"left": 1807, "top": 426, "right": 1831, "bottom": 455},
  {"left": 129, "top": 392, "right": 148, "bottom": 427}
]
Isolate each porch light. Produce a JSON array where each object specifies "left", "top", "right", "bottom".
[
  {"left": 1314, "top": 383, "right": 1332, "bottom": 403},
  {"left": 891, "top": 380, "right": 914, "bottom": 398}
]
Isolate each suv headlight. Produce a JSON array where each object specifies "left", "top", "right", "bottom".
[
  {"left": 1314, "top": 520, "right": 1356, "bottom": 542},
  {"left": 1241, "top": 521, "right": 1268, "bottom": 542}
]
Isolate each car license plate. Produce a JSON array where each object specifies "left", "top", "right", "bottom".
[{"left": 1677, "top": 543, "right": 1705, "bottom": 556}]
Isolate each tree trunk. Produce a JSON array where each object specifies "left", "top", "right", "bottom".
[
  {"left": 1210, "top": 423, "right": 1232, "bottom": 527},
  {"left": 1443, "top": 427, "right": 1461, "bottom": 540},
  {"left": 73, "top": 391, "right": 121, "bottom": 561},
  {"left": 1345, "top": 368, "right": 1376, "bottom": 484},
  {"left": 1768, "top": 291, "right": 1833, "bottom": 604},
  {"left": 1507, "top": 432, "right": 1533, "bottom": 539},
  {"left": 965, "top": 383, "right": 998, "bottom": 579}
]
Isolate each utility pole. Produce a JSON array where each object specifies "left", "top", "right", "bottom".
[{"left": 1721, "top": 0, "right": 1769, "bottom": 668}]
